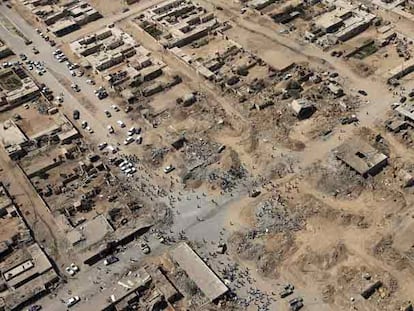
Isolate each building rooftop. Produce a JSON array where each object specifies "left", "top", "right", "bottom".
[
  {"left": 170, "top": 242, "right": 228, "bottom": 301},
  {"left": 0, "top": 120, "right": 28, "bottom": 148},
  {"left": 334, "top": 139, "right": 388, "bottom": 176}
]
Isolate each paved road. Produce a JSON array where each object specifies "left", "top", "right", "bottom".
[
  {"left": 0, "top": 5, "right": 252, "bottom": 310},
  {"left": 2, "top": 2, "right": 405, "bottom": 311}
]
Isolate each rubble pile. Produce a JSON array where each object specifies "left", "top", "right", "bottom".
[
  {"left": 255, "top": 197, "right": 304, "bottom": 234},
  {"left": 183, "top": 138, "right": 221, "bottom": 167},
  {"left": 310, "top": 158, "right": 367, "bottom": 199},
  {"left": 208, "top": 165, "right": 248, "bottom": 192}
]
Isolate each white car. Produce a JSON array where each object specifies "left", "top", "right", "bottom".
[
  {"left": 117, "top": 120, "right": 125, "bottom": 128},
  {"left": 70, "top": 263, "right": 79, "bottom": 272},
  {"left": 123, "top": 137, "right": 134, "bottom": 145},
  {"left": 163, "top": 165, "right": 175, "bottom": 174},
  {"left": 127, "top": 127, "right": 135, "bottom": 136},
  {"left": 66, "top": 296, "right": 80, "bottom": 308},
  {"left": 118, "top": 161, "right": 128, "bottom": 168},
  {"left": 107, "top": 145, "right": 117, "bottom": 154},
  {"left": 65, "top": 266, "right": 75, "bottom": 276},
  {"left": 86, "top": 126, "right": 93, "bottom": 133},
  {"left": 125, "top": 167, "right": 133, "bottom": 174},
  {"left": 107, "top": 125, "right": 114, "bottom": 134},
  {"left": 125, "top": 167, "right": 136, "bottom": 174}
]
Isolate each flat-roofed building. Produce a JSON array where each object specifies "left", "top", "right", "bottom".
[
  {"left": 333, "top": 139, "right": 388, "bottom": 177},
  {"left": 170, "top": 242, "right": 228, "bottom": 302},
  {"left": 49, "top": 19, "right": 80, "bottom": 37}
]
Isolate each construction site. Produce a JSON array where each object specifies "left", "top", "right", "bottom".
[{"left": 0, "top": 0, "right": 412, "bottom": 310}]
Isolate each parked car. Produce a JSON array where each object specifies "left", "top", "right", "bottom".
[
  {"left": 124, "top": 137, "right": 134, "bottom": 145},
  {"left": 340, "top": 115, "right": 359, "bottom": 125},
  {"left": 107, "top": 125, "right": 114, "bottom": 134},
  {"left": 70, "top": 263, "right": 79, "bottom": 272},
  {"left": 104, "top": 110, "right": 111, "bottom": 118},
  {"left": 73, "top": 110, "right": 80, "bottom": 120},
  {"left": 98, "top": 142, "right": 108, "bottom": 150},
  {"left": 65, "top": 266, "right": 75, "bottom": 276},
  {"left": 28, "top": 305, "right": 42, "bottom": 311},
  {"left": 66, "top": 296, "right": 80, "bottom": 308},
  {"left": 279, "top": 284, "right": 294, "bottom": 298},
  {"left": 163, "top": 165, "right": 175, "bottom": 174},
  {"left": 103, "top": 255, "right": 119, "bottom": 266},
  {"left": 71, "top": 84, "right": 80, "bottom": 92},
  {"left": 127, "top": 127, "right": 135, "bottom": 136},
  {"left": 117, "top": 120, "right": 125, "bottom": 128},
  {"left": 140, "top": 242, "right": 151, "bottom": 254},
  {"left": 358, "top": 89, "right": 368, "bottom": 96},
  {"left": 81, "top": 121, "right": 88, "bottom": 129}
]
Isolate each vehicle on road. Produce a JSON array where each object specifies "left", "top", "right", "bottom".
[
  {"left": 86, "top": 79, "right": 95, "bottom": 85},
  {"left": 163, "top": 165, "right": 175, "bottom": 174},
  {"left": 73, "top": 110, "right": 80, "bottom": 120},
  {"left": 97, "top": 91, "right": 108, "bottom": 100},
  {"left": 140, "top": 242, "right": 151, "bottom": 254},
  {"left": 71, "top": 84, "right": 80, "bottom": 92},
  {"left": 66, "top": 296, "right": 80, "bottom": 308}
]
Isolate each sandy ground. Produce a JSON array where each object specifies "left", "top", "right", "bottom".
[{"left": 2, "top": 0, "right": 414, "bottom": 310}]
